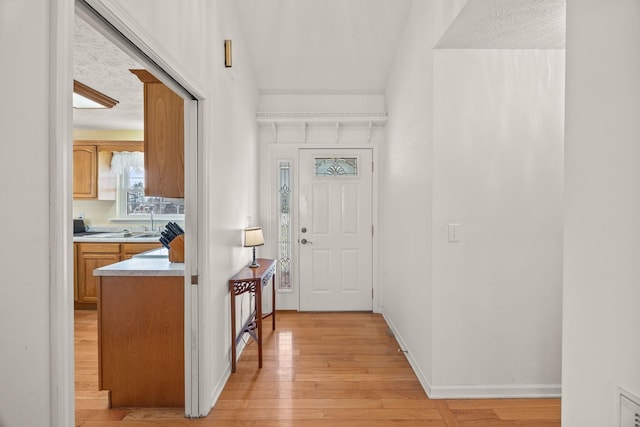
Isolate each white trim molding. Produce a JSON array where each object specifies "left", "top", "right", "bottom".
[
  {"left": 381, "top": 310, "right": 434, "bottom": 397},
  {"left": 381, "top": 311, "right": 561, "bottom": 400},
  {"left": 257, "top": 112, "right": 387, "bottom": 144},
  {"left": 428, "top": 384, "right": 561, "bottom": 400},
  {"left": 256, "top": 111, "right": 388, "bottom": 124},
  {"left": 50, "top": 0, "right": 75, "bottom": 426}
]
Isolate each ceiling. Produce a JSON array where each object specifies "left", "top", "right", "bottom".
[
  {"left": 73, "top": 17, "right": 144, "bottom": 130},
  {"left": 234, "top": 0, "right": 413, "bottom": 93},
  {"left": 72, "top": 0, "right": 566, "bottom": 131},
  {"left": 437, "top": 0, "right": 565, "bottom": 49}
]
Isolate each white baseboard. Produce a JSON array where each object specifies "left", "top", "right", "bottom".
[
  {"left": 380, "top": 309, "right": 561, "bottom": 400},
  {"left": 429, "top": 384, "right": 561, "bottom": 399},
  {"left": 381, "top": 310, "right": 434, "bottom": 397},
  {"left": 204, "top": 367, "right": 230, "bottom": 417},
  {"left": 202, "top": 338, "right": 248, "bottom": 417}
]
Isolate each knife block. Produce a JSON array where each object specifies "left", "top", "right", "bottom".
[{"left": 168, "top": 234, "right": 185, "bottom": 263}]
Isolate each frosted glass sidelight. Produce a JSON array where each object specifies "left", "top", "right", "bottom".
[{"left": 278, "top": 161, "right": 292, "bottom": 290}]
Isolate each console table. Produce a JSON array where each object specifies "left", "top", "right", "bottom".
[{"left": 229, "top": 258, "right": 276, "bottom": 373}]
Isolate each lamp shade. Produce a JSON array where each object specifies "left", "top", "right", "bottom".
[{"left": 243, "top": 227, "right": 264, "bottom": 247}]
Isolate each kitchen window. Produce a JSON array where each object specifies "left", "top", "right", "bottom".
[
  {"left": 120, "top": 166, "right": 185, "bottom": 217},
  {"left": 112, "top": 152, "right": 184, "bottom": 220}
]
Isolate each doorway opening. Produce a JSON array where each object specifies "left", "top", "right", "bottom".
[{"left": 63, "top": 0, "right": 202, "bottom": 420}]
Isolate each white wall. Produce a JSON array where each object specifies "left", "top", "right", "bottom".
[
  {"left": 382, "top": 0, "right": 564, "bottom": 398},
  {"left": 102, "top": 0, "right": 260, "bottom": 412},
  {"left": 431, "top": 49, "right": 564, "bottom": 395},
  {"left": 381, "top": 0, "right": 439, "bottom": 388},
  {"left": 0, "top": 1, "right": 58, "bottom": 425},
  {"left": 563, "top": 0, "right": 640, "bottom": 425},
  {"left": 0, "top": 1, "right": 259, "bottom": 424},
  {"left": 381, "top": 0, "right": 468, "bottom": 392}
]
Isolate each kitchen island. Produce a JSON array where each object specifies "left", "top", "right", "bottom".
[{"left": 93, "top": 249, "right": 184, "bottom": 408}]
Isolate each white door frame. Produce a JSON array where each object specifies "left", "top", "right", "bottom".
[
  {"left": 50, "top": 0, "right": 205, "bottom": 423},
  {"left": 298, "top": 148, "right": 374, "bottom": 311},
  {"left": 259, "top": 142, "right": 380, "bottom": 313}
]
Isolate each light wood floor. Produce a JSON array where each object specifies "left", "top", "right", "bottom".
[{"left": 75, "top": 310, "right": 560, "bottom": 426}]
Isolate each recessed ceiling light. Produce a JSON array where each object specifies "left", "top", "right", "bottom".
[{"left": 73, "top": 80, "right": 119, "bottom": 109}]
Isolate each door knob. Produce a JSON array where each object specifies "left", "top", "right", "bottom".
[{"left": 300, "top": 238, "right": 313, "bottom": 245}]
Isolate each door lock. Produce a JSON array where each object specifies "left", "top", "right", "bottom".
[{"left": 301, "top": 227, "right": 307, "bottom": 233}]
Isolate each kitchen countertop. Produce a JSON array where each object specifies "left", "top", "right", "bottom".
[
  {"left": 94, "top": 248, "right": 184, "bottom": 277},
  {"left": 74, "top": 233, "right": 163, "bottom": 243}
]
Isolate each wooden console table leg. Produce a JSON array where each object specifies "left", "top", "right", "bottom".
[
  {"left": 272, "top": 273, "right": 276, "bottom": 330},
  {"left": 256, "top": 279, "right": 263, "bottom": 369},
  {"left": 230, "top": 291, "right": 236, "bottom": 373}
]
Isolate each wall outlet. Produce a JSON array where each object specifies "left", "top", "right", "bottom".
[{"left": 448, "top": 223, "right": 461, "bottom": 242}]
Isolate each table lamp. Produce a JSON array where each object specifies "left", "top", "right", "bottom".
[{"left": 244, "top": 227, "right": 264, "bottom": 268}]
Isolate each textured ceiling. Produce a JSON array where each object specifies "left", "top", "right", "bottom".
[
  {"left": 73, "top": 17, "right": 144, "bottom": 130},
  {"left": 437, "top": 0, "right": 566, "bottom": 49},
  {"left": 234, "top": 0, "right": 413, "bottom": 93}
]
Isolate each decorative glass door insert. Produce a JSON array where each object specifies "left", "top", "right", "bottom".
[
  {"left": 314, "top": 157, "right": 358, "bottom": 177},
  {"left": 278, "top": 161, "right": 292, "bottom": 291}
]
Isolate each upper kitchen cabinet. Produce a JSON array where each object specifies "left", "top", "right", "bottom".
[
  {"left": 73, "top": 141, "right": 144, "bottom": 200},
  {"left": 130, "top": 69, "right": 184, "bottom": 198},
  {"left": 73, "top": 145, "right": 97, "bottom": 198}
]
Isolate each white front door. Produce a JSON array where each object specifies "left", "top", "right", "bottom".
[{"left": 298, "top": 149, "right": 373, "bottom": 311}]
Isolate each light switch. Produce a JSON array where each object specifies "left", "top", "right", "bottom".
[{"left": 448, "top": 224, "right": 461, "bottom": 242}]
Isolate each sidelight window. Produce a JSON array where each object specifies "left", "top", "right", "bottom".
[{"left": 278, "top": 161, "right": 292, "bottom": 291}]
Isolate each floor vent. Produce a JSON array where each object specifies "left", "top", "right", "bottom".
[{"left": 620, "top": 391, "right": 640, "bottom": 427}]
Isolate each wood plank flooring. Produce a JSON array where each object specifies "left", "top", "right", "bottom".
[{"left": 74, "top": 310, "right": 560, "bottom": 426}]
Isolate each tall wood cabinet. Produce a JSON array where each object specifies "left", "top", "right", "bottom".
[
  {"left": 73, "top": 145, "right": 97, "bottom": 198},
  {"left": 130, "top": 69, "right": 184, "bottom": 198}
]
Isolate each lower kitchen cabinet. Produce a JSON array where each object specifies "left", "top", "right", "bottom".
[
  {"left": 121, "top": 243, "right": 162, "bottom": 260},
  {"left": 76, "top": 243, "right": 120, "bottom": 308},
  {"left": 75, "top": 242, "right": 162, "bottom": 309}
]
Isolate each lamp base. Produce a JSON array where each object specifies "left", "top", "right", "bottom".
[{"left": 249, "top": 247, "right": 260, "bottom": 268}]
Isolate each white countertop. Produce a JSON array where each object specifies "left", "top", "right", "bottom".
[
  {"left": 94, "top": 248, "right": 184, "bottom": 276},
  {"left": 74, "top": 235, "right": 163, "bottom": 243}
]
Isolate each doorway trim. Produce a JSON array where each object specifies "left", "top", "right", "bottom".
[
  {"left": 298, "top": 148, "right": 374, "bottom": 311},
  {"left": 51, "top": 1, "right": 205, "bottom": 423},
  {"left": 259, "top": 142, "right": 380, "bottom": 313}
]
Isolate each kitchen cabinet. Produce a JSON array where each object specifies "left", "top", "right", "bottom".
[
  {"left": 73, "top": 141, "right": 144, "bottom": 201},
  {"left": 73, "top": 145, "right": 97, "bottom": 198},
  {"left": 97, "top": 275, "right": 184, "bottom": 407},
  {"left": 121, "top": 242, "right": 162, "bottom": 260},
  {"left": 130, "top": 69, "right": 184, "bottom": 198},
  {"left": 75, "top": 241, "right": 162, "bottom": 308},
  {"left": 76, "top": 243, "right": 120, "bottom": 307},
  {"left": 93, "top": 253, "right": 184, "bottom": 407}
]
